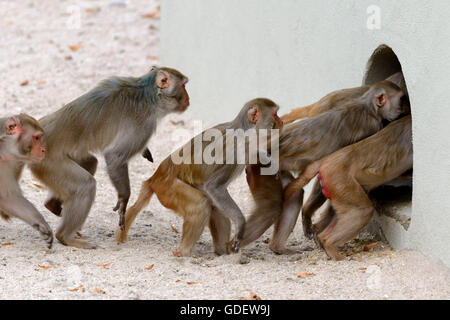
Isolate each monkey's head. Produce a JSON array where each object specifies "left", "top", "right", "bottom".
[
  {"left": 4, "top": 114, "right": 46, "bottom": 163},
  {"left": 245, "top": 98, "right": 284, "bottom": 131},
  {"left": 152, "top": 66, "right": 190, "bottom": 113},
  {"left": 371, "top": 80, "right": 407, "bottom": 121}
]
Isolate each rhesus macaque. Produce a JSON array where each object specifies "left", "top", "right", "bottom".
[
  {"left": 280, "top": 72, "right": 408, "bottom": 124},
  {"left": 241, "top": 80, "right": 407, "bottom": 254},
  {"left": 287, "top": 115, "right": 412, "bottom": 260},
  {"left": 0, "top": 114, "right": 52, "bottom": 248},
  {"left": 116, "top": 98, "right": 283, "bottom": 256},
  {"left": 30, "top": 66, "right": 189, "bottom": 249},
  {"left": 281, "top": 71, "right": 409, "bottom": 239}
]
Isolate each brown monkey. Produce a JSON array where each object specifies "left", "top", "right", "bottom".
[
  {"left": 280, "top": 72, "right": 408, "bottom": 124},
  {"left": 116, "top": 98, "right": 283, "bottom": 256},
  {"left": 30, "top": 66, "right": 189, "bottom": 249},
  {"left": 282, "top": 71, "right": 410, "bottom": 239},
  {"left": 0, "top": 114, "right": 52, "bottom": 248},
  {"left": 241, "top": 80, "right": 407, "bottom": 254},
  {"left": 287, "top": 115, "right": 412, "bottom": 260}
]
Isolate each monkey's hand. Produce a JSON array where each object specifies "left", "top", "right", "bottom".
[
  {"left": 142, "top": 148, "right": 154, "bottom": 162},
  {"left": 113, "top": 198, "right": 129, "bottom": 230}
]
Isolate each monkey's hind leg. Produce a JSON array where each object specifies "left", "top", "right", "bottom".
[
  {"left": 318, "top": 180, "right": 374, "bottom": 261},
  {"left": 45, "top": 159, "right": 97, "bottom": 249},
  {"left": 45, "top": 155, "right": 98, "bottom": 217},
  {"left": 116, "top": 178, "right": 154, "bottom": 243},
  {"left": 161, "top": 179, "right": 212, "bottom": 257},
  {"left": 269, "top": 188, "right": 304, "bottom": 254},
  {"left": 302, "top": 178, "right": 327, "bottom": 239},
  {"left": 209, "top": 207, "right": 231, "bottom": 255},
  {"left": 312, "top": 203, "right": 335, "bottom": 249}
]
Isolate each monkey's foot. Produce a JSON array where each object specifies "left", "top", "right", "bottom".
[
  {"left": 323, "top": 245, "right": 344, "bottom": 261},
  {"left": 269, "top": 244, "right": 299, "bottom": 255},
  {"left": 303, "top": 224, "right": 314, "bottom": 239},
  {"left": 177, "top": 248, "right": 192, "bottom": 257},
  {"left": 302, "top": 222, "right": 314, "bottom": 240},
  {"left": 214, "top": 244, "right": 231, "bottom": 256},
  {"left": 35, "top": 224, "right": 53, "bottom": 249},
  {"left": 115, "top": 226, "right": 128, "bottom": 243},
  {"left": 44, "top": 198, "right": 62, "bottom": 217},
  {"left": 113, "top": 199, "right": 128, "bottom": 231},
  {"left": 56, "top": 235, "right": 97, "bottom": 249},
  {"left": 230, "top": 238, "right": 241, "bottom": 253},
  {"left": 313, "top": 232, "right": 325, "bottom": 249}
]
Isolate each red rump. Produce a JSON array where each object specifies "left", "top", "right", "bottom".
[{"left": 318, "top": 173, "right": 331, "bottom": 199}]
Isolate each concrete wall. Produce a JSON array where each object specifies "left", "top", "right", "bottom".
[{"left": 161, "top": 0, "right": 450, "bottom": 266}]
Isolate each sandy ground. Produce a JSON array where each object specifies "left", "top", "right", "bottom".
[{"left": 0, "top": 0, "right": 449, "bottom": 300}]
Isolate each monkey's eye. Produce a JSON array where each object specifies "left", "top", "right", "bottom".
[{"left": 33, "top": 134, "right": 41, "bottom": 142}]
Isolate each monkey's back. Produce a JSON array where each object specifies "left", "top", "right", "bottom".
[
  {"left": 313, "top": 86, "right": 369, "bottom": 116},
  {"left": 279, "top": 104, "right": 382, "bottom": 171},
  {"left": 39, "top": 76, "right": 155, "bottom": 158},
  {"left": 156, "top": 122, "right": 247, "bottom": 186},
  {"left": 322, "top": 115, "right": 412, "bottom": 190}
]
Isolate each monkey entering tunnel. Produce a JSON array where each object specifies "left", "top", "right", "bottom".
[{"left": 363, "top": 44, "right": 413, "bottom": 233}]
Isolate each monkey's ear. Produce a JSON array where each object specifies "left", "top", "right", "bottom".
[
  {"left": 156, "top": 70, "right": 171, "bottom": 89},
  {"left": 248, "top": 107, "right": 260, "bottom": 124},
  {"left": 375, "top": 93, "right": 388, "bottom": 107},
  {"left": 4, "top": 117, "right": 22, "bottom": 135}
]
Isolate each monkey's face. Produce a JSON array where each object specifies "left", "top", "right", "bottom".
[
  {"left": 246, "top": 99, "right": 283, "bottom": 132},
  {"left": 271, "top": 109, "right": 284, "bottom": 130},
  {"left": 174, "top": 81, "right": 190, "bottom": 112},
  {"left": 19, "top": 124, "right": 46, "bottom": 163},
  {"left": 256, "top": 107, "right": 283, "bottom": 131},
  {"left": 373, "top": 82, "right": 407, "bottom": 122},
  {"left": 378, "top": 91, "right": 406, "bottom": 121},
  {"left": 155, "top": 67, "right": 190, "bottom": 113}
]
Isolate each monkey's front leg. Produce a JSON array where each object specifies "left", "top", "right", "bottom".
[{"left": 104, "top": 153, "right": 131, "bottom": 230}]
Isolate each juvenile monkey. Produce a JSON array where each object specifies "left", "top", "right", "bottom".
[
  {"left": 280, "top": 72, "right": 408, "bottom": 124},
  {"left": 30, "top": 66, "right": 189, "bottom": 249},
  {"left": 288, "top": 115, "right": 412, "bottom": 260},
  {"left": 116, "top": 98, "right": 283, "bottom": 256},
  {"left": 0, "top": 114, "right": 52, "bottom": 248},
  {"left": 241, "top": 80, "right": 406, "bottom": 254}
]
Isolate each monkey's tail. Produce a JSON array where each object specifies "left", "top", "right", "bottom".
[
  {"left": 116, "top": 178, "right": 154, "bottom": 243},
  {"left": 280, "top": 104, "right": 313, "bottom": 124},
  {"left": 284, "top": 160, "right": 321, "bottom": 201}
]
